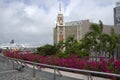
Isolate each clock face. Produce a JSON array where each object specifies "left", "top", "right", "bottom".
[{"left": 60, "top": 20, "right": 63, "bottom": 25}]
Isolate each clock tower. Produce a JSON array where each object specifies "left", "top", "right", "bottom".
[{"left": 56, "top": 3, "right": 65, "bottom": 43}]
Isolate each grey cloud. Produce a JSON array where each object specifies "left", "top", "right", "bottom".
[
  {"left": 65, "top": 0, "right": 114, "bottom": 25},
  {"left": 0, "top": 0, "right": 55, "bottom": 45},
  {"left": 0, "top": 0, "right": 115, "bottom": 46}
]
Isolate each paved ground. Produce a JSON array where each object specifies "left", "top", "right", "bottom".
[
  {"left": 0, "top": 54, "right": 111, "bottom": 80},
  {"left": 0, "top": 55, "right": 81, "bottom": 80}
]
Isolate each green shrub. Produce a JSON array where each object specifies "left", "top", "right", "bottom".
[
  {"left": 74, "top": 51, "right": 89, "bottom": 57},
  {"left": 65, "top": 46, "right": 89, "bottom": 57},
  {"left": 58, "top": 52, "right": 71, "bottom": 58},
  {"left": 34, "top": 44, "right": 58, "bottom": 56}
]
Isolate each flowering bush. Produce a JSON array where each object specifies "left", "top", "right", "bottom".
[
  {"left": 100, "top": 57, "right": 109, "bottom": 73},
  {"left": 87, "top": 61, "right": 100, "bottom": 71},
  {"left": 3, "top": 50, "right": 120, "bottom": 75}
]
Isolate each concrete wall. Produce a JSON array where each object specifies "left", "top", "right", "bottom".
[
  {"left": 81, "top": 20, "right": 91, "bottom": 38},
  {"left": 65, "top": 26, "right": 77, "bottom": 40},
  {"left": 53, "top": 27, "right": 57, "bottom": 44}
]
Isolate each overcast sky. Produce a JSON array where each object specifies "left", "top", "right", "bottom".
[{"left": 0, "top": 0, "right": 117, "bottom": 46}]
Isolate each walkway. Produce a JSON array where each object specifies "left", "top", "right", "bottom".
[{"left": 0, "top": 55, "right": 80, "bottom": 80}]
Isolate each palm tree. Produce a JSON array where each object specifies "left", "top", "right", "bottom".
[
  {"left": 107, "top": 28, "right": 120, "bottom": 59},
  {"left": 84, "top": 20, "right": 105, "bottom": 50},
  {"left": 56, "top": 35, "right": 77, "bottom": 54},
  {"left": 65, "top": 35, "right": 77, "bottom": 50},
  {"left": 82, "top": 20, "right": 112, "bottom": 60},
  {"left": 98, "top": 33, "right": 110, "bottom": 51},
  {"left": 80, "top": 37, "right": 95, "bottom": 51}
]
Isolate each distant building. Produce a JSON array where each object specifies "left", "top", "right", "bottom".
[
  {"left": 114, "top": 1, "right": 120, "bottom": 26},
  {"left": 54, "top": 3, "right": 120, "bottom": 44}
]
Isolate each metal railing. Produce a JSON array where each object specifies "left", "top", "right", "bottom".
[
  {"left": 0, "top": 55, "right": 120, "bottom": 80},
  {"left": 90, "top": 46, "right": 120, "bottom": 61}
]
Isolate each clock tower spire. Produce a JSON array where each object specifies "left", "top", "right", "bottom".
[
  {"left": 56, "top": 2, "right": 64, "bottom": 26},
  {"left": 59, "top": 2, "right": 61, "bottom": 11}
]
